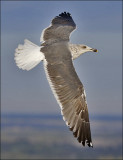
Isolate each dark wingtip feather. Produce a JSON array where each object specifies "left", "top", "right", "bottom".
[
  {"left": 59, "top": 12, "right": 71, "bottom": 18},
  {"left": 52, "top": 11, "right": 76, "bottom": 27},
  {"left": 87, "top": 141, "right": 93, "bottom": 148},
  {"left": 82, "top": 141, "right": 85, "bottom": 146},
  {"left": 69, "top": 127, "right": 74, "bottom": 131},
  {"left": 73, "top": 130, "right": 78, "bottom": 137}
]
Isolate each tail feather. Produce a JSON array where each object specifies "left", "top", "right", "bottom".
[{"left": 14, "top": 39, "right": 44, "bottom": 71}]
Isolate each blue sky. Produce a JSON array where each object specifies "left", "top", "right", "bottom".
[{"left": 1, "top": 1, "right": 122, "bottom": 116}]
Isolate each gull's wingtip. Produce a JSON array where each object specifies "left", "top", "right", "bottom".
[
  {"left": 87, "top": 142, "right": 93, "bottom": 148},
  {"left": 59, "top": 11, "right": 71, "bottom": 17},
  {"left": 81, "top": 140, "right": 93, "bottom": 148}
]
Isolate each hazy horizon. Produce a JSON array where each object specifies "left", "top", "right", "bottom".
[{"left": 1, "top": 113, "right": 122, "bottom": 159}]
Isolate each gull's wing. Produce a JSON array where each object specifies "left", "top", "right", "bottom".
[
  {"left": 40, "top": 12, "right": 76, "bottom": 43},
  {"left": 41, "top": 43, "right": 93, "bottom": 147}
]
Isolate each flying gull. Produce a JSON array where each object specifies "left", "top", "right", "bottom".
[{"left": 14, "top": 12, "right": 98, "bottom": 147}]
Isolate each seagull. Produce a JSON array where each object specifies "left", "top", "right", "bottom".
[{"left": 14, "top": 12, "right": 98, "bottom": 147}]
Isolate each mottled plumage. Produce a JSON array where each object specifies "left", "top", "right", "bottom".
[
  {"left": 15, "top": 12, "right": 98, "bottom": 147},
  {"left": 41, "top": 12, "right": 76, "bottom": 43}
]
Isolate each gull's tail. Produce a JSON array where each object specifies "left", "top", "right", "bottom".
[{"left": 14, "top": 39, "right": 44, "bottom": 71}]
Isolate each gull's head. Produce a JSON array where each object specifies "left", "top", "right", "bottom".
[
  {"left": 79, "top": 44, "right": 98, "bottom": 54},
  {"left": 69, "top": 44, "right": 98, "bottom": 60}
]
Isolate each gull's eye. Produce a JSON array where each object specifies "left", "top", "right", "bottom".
[{"left": 82, "top": 46, "right": 87, "bottom": 49}]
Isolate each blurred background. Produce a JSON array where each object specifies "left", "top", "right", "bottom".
[{"left": 1, "top": 1, "right": 122, "bottom": 159}]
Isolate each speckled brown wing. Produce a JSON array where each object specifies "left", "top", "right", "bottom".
[
  {"left": 41, "top": 43, "right": 93, "bottom": 147},
  {"left": 40, "top": 12, "right": 76, "bottom": 42}
]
